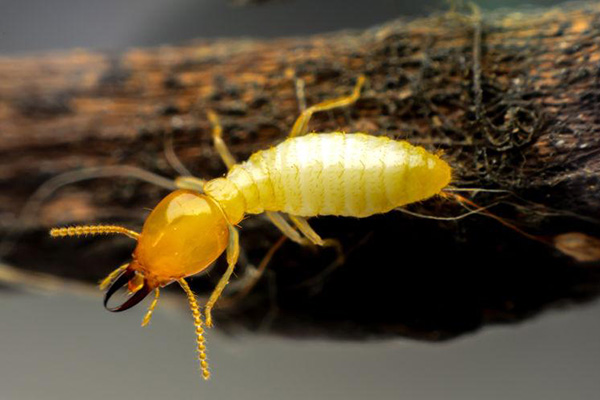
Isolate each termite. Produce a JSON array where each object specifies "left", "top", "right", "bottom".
[{"left": 46, "top": 74, "right": 549, "bottom": 379}]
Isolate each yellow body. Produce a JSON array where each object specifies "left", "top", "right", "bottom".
[
  {"left": 49, "top": 75, "right": 454, "bottom": 381},
  {"left": 205, "top": 133, "right": 452, "bottom": 223},
  {"left": 48, "top": 74, "right": 554, "bottom": 381},
  {"left": 132, "top": 190, "right": 230, "bottom": 287}
]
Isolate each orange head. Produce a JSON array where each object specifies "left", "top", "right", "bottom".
[{"left": 50, "top": 189, "right": 230, "bottom": 312}]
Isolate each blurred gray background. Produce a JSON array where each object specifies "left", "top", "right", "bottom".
[
  {"left": 1, "top": 0, "right": 598, "bottom": 399},
  {"left": 2, "top": 291, "right": 600, "bottom": 400},
  {"left": 0, "top": 0, "right": 566, "bottom": 54}
]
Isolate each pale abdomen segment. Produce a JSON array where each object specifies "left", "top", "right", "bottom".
[{"left": 223, "top": 133, "right": 451, "bottom": 217}]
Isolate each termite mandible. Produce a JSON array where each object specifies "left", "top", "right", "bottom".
[{"left": 48, "top": 74, "right": 537, "bottom": 379}]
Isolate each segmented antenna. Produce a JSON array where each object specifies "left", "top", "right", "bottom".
[
  {"left": 141, "top": 288, "right": 161, "bottom": 327},
  {"left": 50, "top": 225, "right": 140, "bottom": 240},
  {"left": 178, "top": 279, "right": 211, "bottom": 380}
]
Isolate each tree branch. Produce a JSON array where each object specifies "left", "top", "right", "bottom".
[{"left": 1, "top": 2, "right": 599, "bottom": 340}]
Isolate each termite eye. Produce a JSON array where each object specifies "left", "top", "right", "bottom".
[{"left": 104, "top": 269, "right": 152, "bottom": 312}]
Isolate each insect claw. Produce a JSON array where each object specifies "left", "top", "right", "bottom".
[
  {"left": 205, "top": 311, "right": 214, "bottom": 328},
  {"left": 104, "top": 269, "right": 152, "bottom": 312}
]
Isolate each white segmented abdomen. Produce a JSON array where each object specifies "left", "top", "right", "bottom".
[{"left": 225, "top": 133, "right": 451, "bottom": 217}]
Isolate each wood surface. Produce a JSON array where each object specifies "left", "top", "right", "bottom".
[{"left": 1, "top": 2, "right": 599, "bottom": 340}]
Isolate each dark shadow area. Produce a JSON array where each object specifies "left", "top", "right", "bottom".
[{"left": 7, "top": 197, "right": 600, "bottom": 341}]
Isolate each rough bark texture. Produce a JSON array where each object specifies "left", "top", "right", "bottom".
[{"left": 1, "top": 3, "right": 599, "bottom": 340}]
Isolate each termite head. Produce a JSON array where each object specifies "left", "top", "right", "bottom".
[
  {"left": 50, "top": 189, "right": 230, "bottom": 312},
  {"left": 130, "top": 189, "right": 230, "bottom": 290}
]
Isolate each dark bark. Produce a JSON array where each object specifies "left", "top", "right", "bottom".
[{"left": 1, "top": 3, "right": 599, "bottom": 340}]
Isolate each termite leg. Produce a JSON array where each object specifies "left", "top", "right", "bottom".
[
  {"left": 227, "top": 235, "right": 287, "bottom": 304},
  {"left": 266, "top": 213, "right": 343, "bottom": 261},
  {"left": 164, "top": 127, "right": 193, "bottom": 177},
  {"left": 288, "top": 74, "right": 366, "bottom": 138},
  {"left": 285, "top": 68, "right": 307, "bottom": 113},
  {"left": 205, "top": 111, "right": 292, "bottom": 312},
  {"left": 141, "top": 288, "right": 161, "bottom": 327},
  {"left": 289, "top": 215, "right": 332, "bottom": 246},
  {"left": 207, "top": 110, "right": 236, "bottom": 170},
  {"left": 288, "top": 215, "right": 345, "bottom": 265},
  {"left": 170, "top": 110, "right": 228, "bottom": 192},
  {"left": 224, "top": 214, "right": 300, "bottom": 304},
  {"left": 265, "top": 212, "right": 311, "bottom": 246},
  {"left": 287, "top": 215, "right": 347, "bottom": 287},
  {"left": 175, "top": 176, "right": 206, "bottom": 192},
  {"left": 207, "top": 110, "right": 301, "bottom": 244},
  {"left": 205, "top": 225, "right": 240, "bottom": 328}
]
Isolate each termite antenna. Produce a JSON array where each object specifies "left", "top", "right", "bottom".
[
  {"left": 141, "top": 288, "right": 161, "bottom": 327},
  {"left": 50, "top": 225, "right": 140, "bottom": 240},
  {"left": 178, "top": 278, "right": 211, "bottom": 380}
]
